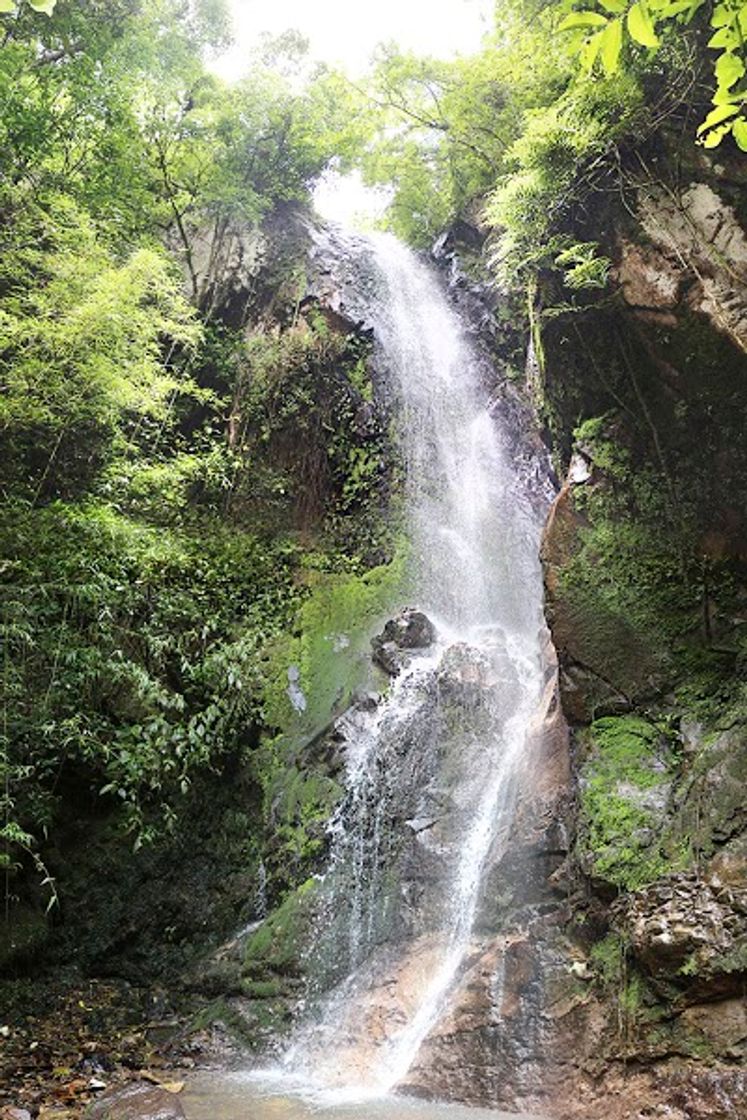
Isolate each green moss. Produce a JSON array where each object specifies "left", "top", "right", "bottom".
[
  {"left": 186, "top": 998, "right": 266, "bottom": 1047},
  {"left": 242, "top": 877, "right": 318, "bottom": 978},
  {"left": 260, "top": 544, "right": 408, "bottom": 739},
  {"left": 590, "top": 932, "right": 627, "bottom": 987},
  {"left": 262, "top": 765, "right": 342, "bottom": 880},
  {"left": 240, "top": 977, "right": 287, "bottom": 999},
  {"left": 577, "top": 715, "right": 684, "bottom": 891}
]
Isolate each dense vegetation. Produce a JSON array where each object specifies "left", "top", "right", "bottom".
[{"left": 0, "top": 0, "right": 385, "bottom": 935}]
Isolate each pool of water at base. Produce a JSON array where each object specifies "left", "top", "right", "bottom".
[{"left": 182, "top": 1072, "right": 549, "bottom": 1120}]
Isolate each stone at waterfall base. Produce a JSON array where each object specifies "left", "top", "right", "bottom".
[{"left": 85, "top": 1083, "right": 185, "bottom": 1120}]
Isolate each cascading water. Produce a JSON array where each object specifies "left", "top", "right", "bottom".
[{"left": 276, "top": 228, "right": 549, "bottom": 1100}]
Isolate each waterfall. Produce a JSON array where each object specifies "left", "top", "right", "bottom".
[{"left": 279, "top": 228, "right": 548, "bottom": 1099}]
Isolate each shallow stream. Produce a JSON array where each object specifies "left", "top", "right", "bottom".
[{"left": 183, "top": 1073, "right": 549, "bottom": 1120}]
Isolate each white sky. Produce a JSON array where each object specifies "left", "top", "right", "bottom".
[{"left": 214, "top": 0, "right": 493, "bottom": 82}]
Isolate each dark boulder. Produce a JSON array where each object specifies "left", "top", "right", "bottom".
[{"left": 371, "top": 609, "right": 436, "bottom": 676}]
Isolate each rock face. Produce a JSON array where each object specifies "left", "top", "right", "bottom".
[
  {"left": 399, "top": 685, "right": 573, "bottom": 1116},
  {"left": 532, "top": 136, "right": 747, "bottom": 1117},
  {"left": 614, "top": 874, "right": 747, "bottom": 998}
]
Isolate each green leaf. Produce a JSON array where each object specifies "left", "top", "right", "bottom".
[
  {"left": 600, "top": 19, "right": 624, "bottom": 73},
  {"left": 598, "top": 0, "right": 626, "bottom": 12},
  {"left": 581, "top": 28, "right": 606, "bottom": 71},
  {"left": 28, "top": 0, "right": 56, "bottom": 10},
  {"left": 649, "top": 0, "right": 698, "bottom": 9},
  {"left": 708, "top": 26, "right": 739, "bottom": 47},
  {"left": 712, "top": 83, "right": 742, "bottom": 103},
  {"left": 715, "top": 50, "right": 745, "bottom": 88},
  {"left": 697, "top": 100, "right": 740, "bottom": 133},
  {"left": 650, "top": 0, "right": 682, "bottom": 11},
  {"left": 559, "top": 11, "right": 609, "bottom": 30},
  {"left": 732, "top": 117, "right": 747, "bottom": 149},
  {"left": 0, "top": 0, "right": 17, "bottom": 12},
  {"left": 711, "top": 1, "right": 738, "bottom": 26},
  {"left": 627, "top": 2, "right": 660, "bottom": 45},
  {"left": 701, "top": 122, "right": 732, "bottom": 147},
  {"left": 657, "top": 0, "right": 704, "bottom": 14}
]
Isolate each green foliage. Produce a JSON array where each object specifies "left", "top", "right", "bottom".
[
  {"left": 591, "top": 931, "right": 628, "bottom": 987},
  {"left": 0, "top": 190, "right": 200, "bottom": 500},
  {"left": 485, "top": 73, "right": 644, "bottom": 280},
  {"left": 555, "top": 241, "right": 611, "bottom": 288},
  {"left": 228, "top": 312, "right": 394, "bottom": 560},
  {"left": 1, "top": 500, "right": 304, "bottom": 849},
  {"left": 1, "top": 0, "right": 57, "bottom": 18},
  {"left": 357, "top": 26, "right": 573, "bottom": 245},
  {"left": 559, "top": 0, "right": 747, "bottom": 148}
]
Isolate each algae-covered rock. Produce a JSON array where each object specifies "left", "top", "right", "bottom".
[
  {"left": 242, "top": 877, "right": 318, "bottom": 984},
  {"left": 575, "top": 715, "right": 679, "bottom": 893}
]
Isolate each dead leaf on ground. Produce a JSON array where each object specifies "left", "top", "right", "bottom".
[{"left": 137, "top": 1070, "right": 184, "bottom": 1093}]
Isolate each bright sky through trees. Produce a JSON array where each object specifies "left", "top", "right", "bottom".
[
  {"left": 214, "top": 0, "right": 493, "bottom": 81},
  {"left": 211, "top": 1, "right": 493, "bottom": 224}
]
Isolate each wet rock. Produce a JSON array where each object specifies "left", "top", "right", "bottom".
[
  {"left": 85, "top": 1082, "right": 185, "bottom": 1120},
  {"left": 541, "top": 472, "right": 659, "bottom": 720},
  {"left": 371, "top": 608, "right": 435, "bottom": 676},
  {"left": 405, "top": 816, "right": 441, "bottom": 834},
  {"left": 352, "top": 689, "right": 380, "bottom": 712},
  {"left": 613, "top": 874, "right": 747, "bottom": 997},
  {"left": 436, "top": 643, "right": 520, "bottom": 716}
]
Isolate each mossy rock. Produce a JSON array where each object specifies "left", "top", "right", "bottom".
[
  {"left": 670, "top": 723, "right": 747, "bottom": 862},
  {"left": 576, "top": 715, "right": 683, "bottom": 892},
  {"left": 242, "top": 877, "right": 318, "bottom": 981},
  {"left": 260, "top": 549, "right": 407, "bottom": 742}
]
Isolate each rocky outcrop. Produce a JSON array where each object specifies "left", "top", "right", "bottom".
[
  {"left": 613, "top": 874, "right": 747, "bottom": 1000},
  {"left": 631, "top": 182, "right": 747, "bottom": 349},
  {"left": 178, "top": 202, "right": 315, "bottom": 329}
]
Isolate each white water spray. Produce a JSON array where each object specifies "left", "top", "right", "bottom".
[{"left": 278, "top": 229, "right": 548, "bottom": 1098}]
